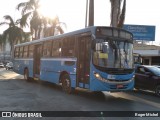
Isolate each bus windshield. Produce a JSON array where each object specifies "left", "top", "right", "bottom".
[{"left": 93, "top": 39, "right": 133, "bottom": 69}]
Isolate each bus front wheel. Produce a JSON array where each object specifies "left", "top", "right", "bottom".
[
  {"left": 61, "top": 74, "right": 72, "bottom": 94},
  {"left": 24, "top": 69, "right": 29, "bottom": 81}
]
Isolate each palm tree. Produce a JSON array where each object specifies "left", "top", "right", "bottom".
[
  {"left": 17, "top": 0, "right": 66, "bottom": 39},
  {"left": 0, "top": 34, "right": 4, "bottom": 52},
  {"left": 0, "top": 15, "right": 24, "bottom": 57},
  {"left": 110, "top": 0, "right": 126, "bottom": 28},
  {"left": 17, "top": 0, "right": 42, "bottom": 40},
  {"left": 42, "top": 16, "right": 67, "bottom": 37}
]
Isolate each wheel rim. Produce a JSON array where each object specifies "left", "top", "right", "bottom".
[
  {"left": 62, "top": 75, "right": 71, "bottom": 93},
  {"left": 63, "top": 79, "right": 70, "bottom": 91},
  {"left": 24, "top": 70, "right": 28, "bottom": 80}
]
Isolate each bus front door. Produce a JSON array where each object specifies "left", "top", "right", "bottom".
[
  {"left": 33, "top": 44, "right": 42, "bottom": 79},
  {"left": 76, "top": 35, "right": 91, "bottom": 88}
]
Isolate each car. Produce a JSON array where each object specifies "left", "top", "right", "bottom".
[
  {"left": 135, "top": 65, "right": 160, "bottom": 96},
  {"left": 5, "top": 62, "right": 13, "bottom": 70},
  {"left": 0, "top": 63, "right": 4, "bottom": 68},
  {"left": 155, "top": 66, "right": 160, "bottom": 69}
]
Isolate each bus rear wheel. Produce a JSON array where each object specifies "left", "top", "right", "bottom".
[
  {"left": 61, "top": 74, "right": 72, "bottom": 94},
  {"left": 24, "top": 69, "right": 30, "bottom": 81}
]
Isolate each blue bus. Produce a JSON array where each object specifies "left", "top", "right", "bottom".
[{"left": 13, "top": 26, "right": 134, "bottom": 93}]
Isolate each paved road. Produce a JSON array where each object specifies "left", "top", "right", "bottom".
[{"left": 0, "top": 68, "right": 159, "bottom": 120}]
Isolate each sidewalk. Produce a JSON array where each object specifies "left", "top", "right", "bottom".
[{"left": 0, "top": 68, "right": 23, "bottom": 79}]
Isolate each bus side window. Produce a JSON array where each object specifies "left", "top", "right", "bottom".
[
  {"left": 19, "top": 46, "right": 24, "bottom": 58},
  {"left": 43, "top": 41, "right": 52, "bottom": 57},
  {"left": 52, "top": 40, "right": 61, "bottom": 57},
  {"left": 23, "top": 46, "right": 28, "bottom": 58},
  {"left": 14, "top": 47, "right": 19, "bottom": 58},
  {"left": 61, "top": 37, "right": 75, "bottom": 57},
  {"left": 28, "top": 45, "right": 34, "bottom": 58}
]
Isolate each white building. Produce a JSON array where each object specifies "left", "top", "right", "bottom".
[{"left": 134, "top": 43, "right": 160, "bottom": 65}]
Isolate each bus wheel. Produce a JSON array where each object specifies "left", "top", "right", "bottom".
[
  {"left": 62, "top": 74, "right": 72, "bottom": 94},
  {"left": 24, "top": 69, "right": 29, "bottom": 81},
  {"left": 155, "top": 85, "right": 160, "bottom": 97}
]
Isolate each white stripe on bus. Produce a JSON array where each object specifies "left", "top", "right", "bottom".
[
  {"left": 41, "top": 58, "right": 77, "bottom": 61},
  {"left": 14, "top": 58, "right": 33, "bottom": 60},
  {"left": 14, "top": 58, "right": 77, "bottom": 61}
]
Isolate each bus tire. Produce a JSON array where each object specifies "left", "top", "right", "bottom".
[
  {"left": 61, "top": 74, "right": 72, "bottom": 94},
  {"left": 24, "top": 69, "right": 30, "bottom": 81},
  {"left": 155, "top": 85, "right": 160, "bottom": 97}
]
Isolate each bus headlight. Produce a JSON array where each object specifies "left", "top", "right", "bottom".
[{"left": 94, "top": 72, "right": 103, "bottom": 81}]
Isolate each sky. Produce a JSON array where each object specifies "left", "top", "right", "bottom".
[{"left": 0, "top": 0, "right": 160, "bottom": 45}]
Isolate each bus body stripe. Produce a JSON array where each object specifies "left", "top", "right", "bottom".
[
  {"left": 14, "top": 58, "right": 33, "bottom": 60},
  {"left": 41, "top": 58, "right": 77, "bottom": 61},
  {"left": 14, "top": 58, "right": 77, "bottom": 61}
]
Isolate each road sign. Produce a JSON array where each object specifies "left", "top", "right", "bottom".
[{"left": 123, "top": 24, "right": 155, "bottom": 41}]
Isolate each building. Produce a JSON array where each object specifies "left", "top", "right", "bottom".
[
  {"left": 0, "top": 40, "right": 11, "bottom": 63},
  {"left": 134, "top": 43, "right": 160, "bottom": 65}
]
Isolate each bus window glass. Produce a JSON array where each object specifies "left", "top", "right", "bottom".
[
  {"left": 19, "top": 46, "right": 24, "bottom": 58},
  {"left": 93, "top": 39, "right": 133, "bottom": 69},
  {"left": 52, "top": 40, "right": 61, "bottom": 57},
  {"left": 23, "top": 46, "right": 28, "bottom": 58},
  {"left": 28, "top": 45, "right": 34, "bottom": 58},
  {"left": 62, "top": 37, "right": 75, "bottom": 57},
  {"left": 43, "top": 41, "right": 52, "bottom": 57},
  {"left": 14, "top": 47, "right": 19, "bottom": 58},
  {"left": 93, "top": 40, "right": 108, "bottom": 66}
]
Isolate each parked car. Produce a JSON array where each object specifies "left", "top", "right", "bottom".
[
  {"left": 156, "top": 66, "right": 160, "bottom": 69},
  {"left": 135, "top": 65, "right": 160, "bottom": 96},
  {"left": 5, "top": 62, "right": 13, "bottom": 70},
  {"left": 0, "top": 63, "right": 4, "bottom": 68}
]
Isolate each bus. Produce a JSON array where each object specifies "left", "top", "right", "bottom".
[{"left": 13, "top": 26, "right": 134, "bottom": 93}]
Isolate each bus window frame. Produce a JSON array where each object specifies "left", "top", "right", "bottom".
[
  {"left": 19, "top": 46, "right": 24, "bottom": 58},
  {"left": 23, "top": 45, "right": 29, "bottom": 58},
  {"left": 52, "top": 39, "right": 62, "bottom": 57},
  {"left": 14, "top": 47, "right": 20, "bottom": 58},
  {"left": 28, "top": 44, "right": 34, "bottom": 58},
  {"left": 43, "top": 40, "right": 53, "bottom": 58}
]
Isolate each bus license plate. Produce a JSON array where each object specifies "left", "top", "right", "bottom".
[{"left": 117, "top": 84, "right": 123, "bottom": 88}]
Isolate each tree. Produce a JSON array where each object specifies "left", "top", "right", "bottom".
[
  {"left": 110, "top": 0, "right": 126, "bottom": 28},
  {"left": 17, "top": 0, "right": 42, "bottom": 40},
  {"left": 0, "top": 15, "right": 24, "bottom": 57},
  {"left": 0, "top": 34, "right": 4, "bottom": 51},
  {"left": 17, "top": 0, "right": 66, "bottom": 39},
  {"left": 42, "top": 16, "right": 67, "bottom": 37}
]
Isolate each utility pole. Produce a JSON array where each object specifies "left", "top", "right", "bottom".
[{"left": 85, "top": 0, "right": 94, "bottom": 27}]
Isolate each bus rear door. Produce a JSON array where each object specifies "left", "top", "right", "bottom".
[
  {"left": 33, "top": 44, "right": 42, "bottom": 79},
  {"left": 76, "top": 35, "right": 91, "bottom": 88}
]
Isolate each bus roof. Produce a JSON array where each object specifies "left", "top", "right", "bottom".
[{"left": 14, "top": 26, "right": 132, "bottom": 47}]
